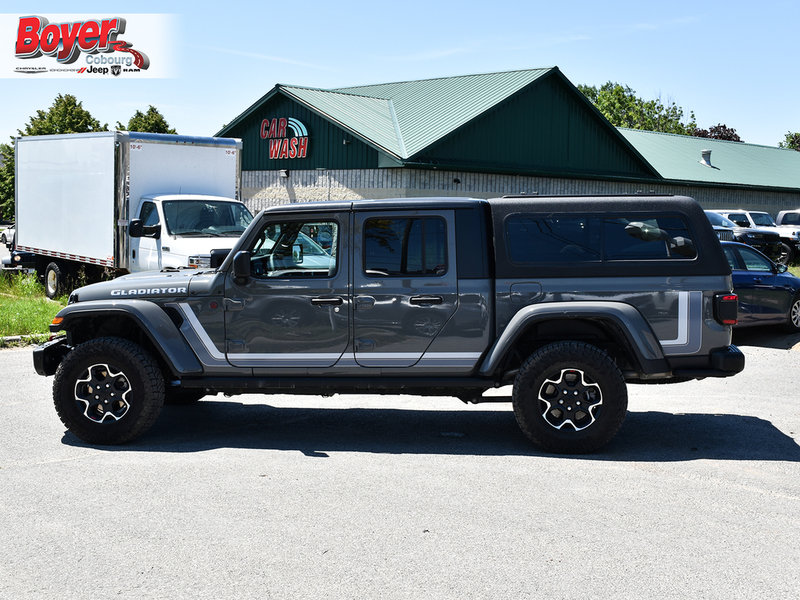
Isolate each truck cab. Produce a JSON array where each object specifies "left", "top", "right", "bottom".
[{"left": 129, "top": 194, "right": 253, "bottom": 271}]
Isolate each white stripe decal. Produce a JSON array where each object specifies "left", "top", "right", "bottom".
[
  {"left": 178, "top": 302, "right": 481, "bottom": 367},
  {"left": 178, "top": 303, "right": 226, "bottom": 359},
  {"left": 659, "top": 291, "right": 703, "bottom": 354},
  {"left": 659, "top": 291, "right": 689, "bottom": 345}
]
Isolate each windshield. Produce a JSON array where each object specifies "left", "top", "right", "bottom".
[
  {"left": 705, "top": 211, "right": 737, "bottom": 228},
  {"left": 162, "top": 200, "right": 253, "bottom": 237},
  {"left": 750, "top": 212, "right": 777, "bottom": 227}
]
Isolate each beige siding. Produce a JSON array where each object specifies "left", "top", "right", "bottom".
[{"left": 243, "top": 169, "right": 800, "bottom": 215}]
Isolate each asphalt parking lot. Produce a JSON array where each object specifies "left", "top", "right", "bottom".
[{"left": 0, "top": 329, "right": 798, "bottom": 599}]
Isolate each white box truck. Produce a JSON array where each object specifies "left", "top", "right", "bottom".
[{"left": 11, "top": 131, "right": 252, "bottom": 297}]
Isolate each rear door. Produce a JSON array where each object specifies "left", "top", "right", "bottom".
[
  {"left": 726, "top": 244, "right": 785, "bottom": 324},
  {"left": 352, "top": 209, "right": 458, "bottom": 367}
]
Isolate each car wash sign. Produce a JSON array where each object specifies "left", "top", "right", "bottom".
[{"left": 260, "top": 117, "right": 309, "bottom": 160}]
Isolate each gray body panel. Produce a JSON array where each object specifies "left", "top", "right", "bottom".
[{"left": 45, "top": 196, "right": 741, "bottom": 388}]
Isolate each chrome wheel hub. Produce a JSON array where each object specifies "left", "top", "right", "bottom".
[
  {"left": 538, "top": 368, "right": 602, "bottom": 431},
  {"left": 74, "top": 363, "right": 132, "bottom": 423}
]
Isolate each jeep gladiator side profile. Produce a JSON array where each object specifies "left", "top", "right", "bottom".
[{"left": 34, "top": 195, "right": 744, "bottom": 453}]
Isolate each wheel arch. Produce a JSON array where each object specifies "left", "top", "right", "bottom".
[
  {"left": 479, "top": 301, "right": 670, "bottom": 379},
  {"left": 53, "top": 300, "right": 203, "bottom": 377}
]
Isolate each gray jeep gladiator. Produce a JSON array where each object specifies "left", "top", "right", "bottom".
[{"left": 34, "top": 195, "right": 744, "bottom": 453}]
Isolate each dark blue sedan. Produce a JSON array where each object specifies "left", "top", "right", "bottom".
[{"left": 721, "top": 241, "right": 800, "bottom": 330}]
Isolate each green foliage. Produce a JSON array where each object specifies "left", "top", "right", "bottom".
[
  {"left": 578, "top": 82, "right": 697, "bottom": 135},
  {"left": 779, "top": 132, "right": 800, "bottom": 151},
  {"left": 0, "top": 272, "right": 66, "bottom": 338},
  {"left": 0, "top": 143, "right": 13, "bottom": 220},
  {"left": 20, "top": 93, "right": 107, "bottom": 137},
  {"left": 693, "top": 124, "right": 742, "bottom": 142},
  {"left": 117, "top": 105, "right": 177, "bottom": 134}
]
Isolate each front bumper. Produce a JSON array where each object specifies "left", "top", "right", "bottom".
[{"left": 33, "top": 337, "right": 71, "bottom": 376}]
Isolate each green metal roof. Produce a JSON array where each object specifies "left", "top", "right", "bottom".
[
  {"left": 329, "top": 69, "right": 552, "bottom": 158},
  {"left": 619, "top": 128, "right": 800, "bottom": 190},
  {"left": 219, "top": 68, "right": 554, "bottom": 160}
]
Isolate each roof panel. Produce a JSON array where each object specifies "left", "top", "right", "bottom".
[
  {"left": 619, "top": 128, "right": 800, "bottom": 189},
  {"left": 333, "top": 69, "right": 553, "bottom": 157},
  {"left": 280, "top": 86, "right": 402, "bottom": 156}
]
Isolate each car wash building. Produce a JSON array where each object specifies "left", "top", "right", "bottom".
[{"left": 217, "top": 67, "right": 800, "bottom": 215}]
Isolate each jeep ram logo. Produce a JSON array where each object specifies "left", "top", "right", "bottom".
[{"left": 110, "top": 287, "right": 187, "bottom": 296}]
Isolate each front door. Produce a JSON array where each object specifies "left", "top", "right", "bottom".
[
  {"left": 131, "top": 201, "right": 162, "bottom": 271},
  {"left": 224, "top": 213, "right": 349, "bottom": 369},
  {"left": 352, "top": 210, "right": 458, "bottom": 367}
]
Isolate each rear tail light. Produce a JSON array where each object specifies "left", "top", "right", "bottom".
[{"left": 714, "top": 293, "right": 738, "bottom": 325}]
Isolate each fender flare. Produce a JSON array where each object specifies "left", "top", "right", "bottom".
[
  {"left": 52, "top": 300, "right": 203, "bottom": 376},
  {"left": 478, "top": 301, "right": 669, "bottom": 377}
]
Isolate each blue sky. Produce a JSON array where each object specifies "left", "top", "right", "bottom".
[{"left": 2, "top": 0, "right": 798, "bottom": 147}]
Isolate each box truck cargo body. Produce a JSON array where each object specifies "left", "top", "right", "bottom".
[{"left": 12, "top": 131, "right": 250, "bottom": 297}]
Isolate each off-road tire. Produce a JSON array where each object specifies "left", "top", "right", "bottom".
[
  {"left": 776, "top": 243, "right": 793, "bottom": 266},
  {"left": 53, "top": 337, "right": 165, "bottom": 444},
  {"left": 513, "top": 341, "right": 628, "bottom": 454}
]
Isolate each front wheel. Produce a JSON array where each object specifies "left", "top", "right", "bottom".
[
  {"left": 776, "top": 243, "right": 793, "bottom": 266},
  {"left": 512, "top": 341, "right": 628, "bottom": 454},
  {"left": 786, "top": 294, "right": 800, "bottom": 332},
  {"left": 53, "top": 337, "right": 165, "bottom": 444}
]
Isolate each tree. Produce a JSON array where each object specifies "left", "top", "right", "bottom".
[
  {"left": 117, "top": 106, "right": 177, "bottom": 134},
  {"left": 578, "top": 82, "right": 697, "bottom": 135},
  {"left": 21, "top": 93, "right": 107, "bottom": 136},
  {"left": 0, "top": 145, "right": 13, "bottom": 221},
  {"left": 779, "top": 132, "right": 800, "bottom": 151},
  {"left": 0, "top": 94, "right": 107, "bottom": 220},
  {"left": 693, "top": 124, "right": 742, "bottom": 142}
]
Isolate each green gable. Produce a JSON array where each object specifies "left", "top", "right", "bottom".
[{"left": 217, "top": 68, "right": 658, "bottom": 179}]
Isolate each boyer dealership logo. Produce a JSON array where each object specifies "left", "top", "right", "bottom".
[
  {"left": 261, "top": 117, "right": 309, "bottom": 159},
  {"left": 14, "top": 15, "right": 149, "bottom": 76}
]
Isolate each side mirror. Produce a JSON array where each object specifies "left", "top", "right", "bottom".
[
  {"left": 625, "top": 221, "right": 668, "bottom": 242},
  {"left": 776, "top": 263, "right": 788, "bottom": 274},
  {"left": 292, "top": 243, "right": 304, "bottom": 264},
  {"left": 129, "top": 219, "right": 161, "bottom": 239},
  {"left": 232, "top": 250, "right": 251, "bottom": 283},
  {"left": 129, "top": 219, "right": 143, "bottom": 238}
]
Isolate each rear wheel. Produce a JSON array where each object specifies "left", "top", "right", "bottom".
[
  {"left": 53, "top": 337, "right": 164, "bottom": 444},
  {"left": 513, "top": 341, "right": 628, "bottom": 454},
  {"left": 44, "top": 262, "right": 65, "bottom": 299}
]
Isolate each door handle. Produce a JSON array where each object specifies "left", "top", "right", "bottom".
[
  {"left": 354, "top": 295, "right": 375, "bottom": 310},
  {"left": 311, "top": 296, "right": 344, "bottom": 306},
  {"left": 224, "top": 298, "right": 244, "bottom": 311},
  {"left": 410, "top": 295, "right": 443, "bottom": 305}
]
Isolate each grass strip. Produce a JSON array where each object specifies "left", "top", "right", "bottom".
[{"left": 0, "top": 273, "right": 66, "bottom": 339}]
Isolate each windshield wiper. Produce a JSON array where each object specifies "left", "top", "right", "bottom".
[{"left": 175, "top": 230, "right": 224, "bottom": 237}]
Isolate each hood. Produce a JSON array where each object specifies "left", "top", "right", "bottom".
[{"left": 69, "top": 269, "right": 205, "bottom": 303}]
